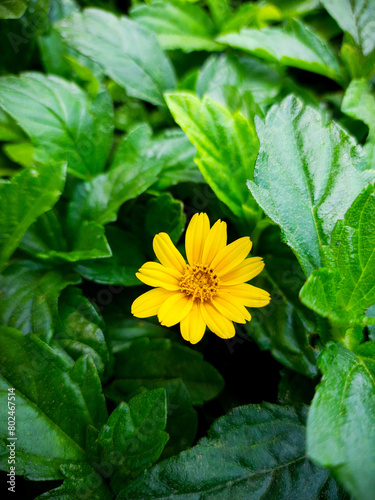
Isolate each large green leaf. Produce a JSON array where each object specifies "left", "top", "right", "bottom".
[
  {"left": 130, "top": 0, "right": 221, "bottom": 52},
  {"left": 0, "top": 260, "right": 80, "bottom": 343},
  {"left": 300, "top": 183, "right": 375, "bottom": 325},
  {"left": 56, "top": 8, "right": 176, "bottom": 106},
  {"left": 20, "top": 209, "right": 111, "bottom": 262},
  {"left": 109, "top": 338, "right": 224, "bottom": 406},
  {"left": 35, "top": 463, "right": 113, "bottom": 500},
  {"left": 321, "top": 0, "right": 375, "bottom": 56},
  {"left": 0, "top": 73, "right": 113, "bottom": 180},
  {"left": 342, "top": 78, "right": 375, "bottom": 168},
  {"left": 0, "top": 0, "right": 28, "bottom": 19},
  {"left": 0, "top": 327, "right": 107, "bottom": 480},
  {"left": 307, "top": 341, "right": 375, "bottom": 500},
  {"left": 98, "top": 389, "right": 168, "bottom": 480},
  {"left": 56, "top": 287, "right": 110, "bottom": 377},
  {"left": 119, "top": 403, "right": 342, "bottom": 499},
  {"left": 67, "top": 124, "right": 164, "bottom": 230},
  {"left": 218, "top": 19, "right": 344, "bottom": 84},
  {"left": 0, "top": 162, "right": 66, "bottom": 270},
  {"left": 196, "top": 53, "right": 283, "bottom": 108},
  {"left": 75, "top": 226, "right": 146, "bottom": 286},
  {"left": 165, "top": 92, "right": 260, "bottom": 222},
  {"left": 248, "top": 95, "right": 374, "bottom": 276}
]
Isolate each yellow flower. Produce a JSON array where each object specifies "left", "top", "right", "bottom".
[{"left": 131, "top": 213, "right": 270, "bottom": 344}]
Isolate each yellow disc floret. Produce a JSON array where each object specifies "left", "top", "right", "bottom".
[{"left": 179, "top": 264, "right": 220, "bottom": 301}]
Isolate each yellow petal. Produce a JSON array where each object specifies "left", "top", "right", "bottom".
[
  {"left": 201, "top": 219, "right": 227, "bottom": 266},
  {"left": 223, "top": 284, "right": 271, "bottom": 307},
  {"left": 180, "top": 301, "right": 206, "bottom": 344},
  {"left": 220, "top": 257, "right": 265, "bottom": 286},
  {"left": 211, "top": 237, "right": 252, "bottom": 276},
  {"left": 131, "top": 288, "right": 175, "bottom": 318},
  {"left": 185, "top": 213, "right": 210, "bottom": 266},
  {"left": 136, "top": 262, "right": 181, "bottom": 290},
  {"left": 153, "top": 233, "right": 186, "bottom": 274},
  {"left": 212, "top": 292, "right": 251, "bottom": 323},
  {"left": 200, "top": 301, "right": 235, "bottom": 339},
  {"left": 158, "top": 292, "right": 193, "bottom": 327}
]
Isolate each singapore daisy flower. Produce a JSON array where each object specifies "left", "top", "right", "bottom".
[{"left": 131, "top": 213, "right": 270, "bottom": 344}]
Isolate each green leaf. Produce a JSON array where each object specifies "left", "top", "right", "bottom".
[
  {"left": 3, "top": 141, "right": 33, "bottom": 167},
  {"left": 35, "top": 463, "right": 113, "bottom": 500},
  {"left": 145, "top": 193, "right": 186, "bottom": 244},
  {"left": 218, "top": 18, "right": 344, "bottom": 84},
  {"left": 0, "top": 0, "right": 28, "bottom": 19},
  {"left": 300, "top": 183, "right": 375, "bottom": 325},
  {"left": 0, "top": 73, "right": 114, "bottom": 180},
  {"left": 20, "top": 209, "right": 111, "bottom": 262},
  {"left": 56, "top": 8, "right": 176, "bottom": 106},
  {"left": 98, "top": 389, "right": 168, "bottom": 479},
  {"left": 321, "top": 0, "right": 375, "bottom": 56},
  {"left": 135, "top": 128, "right": 202, "bottom": 190},
  {"left": 57, "top": 287, "right": 110, "bottom": 377},
  {"left": 109, "top": 338, "right": 224, "bottom": 406},
  {"left": 104, "top": 317, "right": 171, "bottom": 354},
  {"left": 0, "top": 327, "right": 107, "bottom": 480},
  {"left": 0, "top": 260, "right": 80, "bottom": 343},
  {"left": 307, "top": 341, "right": 375, "bottom": 500},
  {"left": 75, "top": 226, "right": 146, "bottom": 286},
  {"left": 119, "top": 402, "right": 342, "bottom": 499},
  {"left": 342, "top": 78, "right": 375, "bottom": 168},
  {"left": 67, "top": 124, "right": 164, "bottom": 230},
  {"left": 165, "top": 91, "right": 260, "bottom": 221},
  {"left": 250, "top": 255, "right": 319, "bottom": 377},
  {"left": 0, "top": 162, "right": 66, "bottom": 270},
  {"left": 248, "top": 95, "right": 374, "bottom": 277},
  {"left": 131, "top": 0, "right": 222, "bottom": 53},
  {"left": 196, "top": 54, "right": 283, "bottom": 108}
]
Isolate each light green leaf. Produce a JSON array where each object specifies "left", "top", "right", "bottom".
[
  {"left": 307, "top": 341, "right": 375, "bottom": 500},
  {"left": 56, "top": 8, "right": 176, "bottom": 106},
  {"left": 321, "top": 0, "right": 375, "bottom": 56},
  {"left": 165, "top": 91, "right": 260, "bottom": 221},
  {"left": 342, "top": 78, "right": 375, "bottom": 168},
  {"left": 0, "top": 162, "right": 66, "bottom": 270},
  {"left": 0, "top": 0, "right": 28, "bottom": 19},
  {"left": 98, "top": 389, "right": 168, "bottom": 479},
  {"left": 196, "top": 53, "right": 283, "bottom": 108},
  {"left": 0, "top": 328, "right": 107, "bottom": 480},
  {"left": 119, "top": 402, "right": 342, "bottom": 499},
  {"left": 0, "top": 260, "right": 80, "bottom": 343},
  {"left": 35, "top": 463, "right": 113, "bottom": 499},
  {"left": 75, "top": 226, "right": 146, "bottom": 286},
  {"left": 0, "top": 73, "right": 113, "bottom": 180},
  {"left": 218, "top": 18, "right": 344, "bottom": 84},
  {"left": 57, "top": 287, "right": 110, "bottom": 377},
  {"left": 300, "top": 183, "right": 375, "bottom": 325},
  {"left": 109, "top": 338, "right": 224, "bottom": 406},
  {"left": 123, "top": 126, "right": 201, "bottom": 190},
  {"left": 67, "top": 124, "right": 164, "bottom": 230},
  {"left": 130, "top": 0, "right": 222, "bottom": 52},
  {"left": 3, "top": 141, "right": 33, "bottom": 167},
  {"left": 248, "top": 95, "right": 374, "bottom": 276},
  {"left": 20, "top": 209, "right": 111, "bottom": 262}
]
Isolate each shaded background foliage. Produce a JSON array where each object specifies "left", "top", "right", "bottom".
[{"left": 0, "top": 0, "right": 374, "bottom": 498}]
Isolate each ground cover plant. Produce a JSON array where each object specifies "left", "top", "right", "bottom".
[{"left": 0, "top": 0, "right": 374, "bottom": 498}]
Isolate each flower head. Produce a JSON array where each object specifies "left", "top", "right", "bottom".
[{"left": 131, "top": 213, "right": 270, "bottom": 344}]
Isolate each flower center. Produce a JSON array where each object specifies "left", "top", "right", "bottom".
[{"left": 179, "top": 264, "right": 220, "bottom": 302}]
